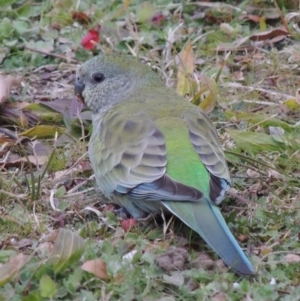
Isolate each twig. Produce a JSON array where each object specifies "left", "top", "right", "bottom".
[
  {"left": 188, "top": 2, "right": 246, "bottom": 14},
  {"left": 0, "top": 127, "right": 18, "bottom": 140},
  {"left": 0, "top": 190, "right": 26, "bottom": 199},
  {"left": 65, "top": 187, "right": 95, "bottom": 198},
  {"left": 67, "top": 175, "right": 95, "bottom": 194},
  {"left": 222, "top": 82, "right": 292, "bottom": 100},
  {"left": 227, "top": 189, "right": 256, "bottom": 205},
  {"left": 24, "top": 46, "right": 80, "bottom": 63}
]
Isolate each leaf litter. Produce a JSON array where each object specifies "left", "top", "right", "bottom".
[{"left": 1, "top": 0, "right": 300, "bottom": 300}]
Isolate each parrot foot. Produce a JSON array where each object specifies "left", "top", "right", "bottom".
[
  {"left": 114, "top": 207, "right": 131, "bottom": 219},
  {"left": 114, "top": 207, "right": 159, "bottom": 221}
]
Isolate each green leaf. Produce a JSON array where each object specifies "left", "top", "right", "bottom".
[
  {"left": 23, "top": 291, "right": 42, "bottom": 301},
  {"left": 0, "top": 18, "right": 14, "bottom": 40},
  {"left": 39, "top": 274, "right": 57, "bottom": 298},
  {"left": 0, "top": 0, "right": 17, "bottom": 8},
  {"left": 226, "top": 129, "right": 284, "bottom": 153},
  {"left": 136, "top": 2, "right": 156, "bottom": 23},
  {"left": 13, "top": 20, "right": 29, "bottom": 35},
  {"left": 50, "top": 228, "right": 85, "bottom": 273},
  {"left": 55, "top": 186, "right": 66, "bottom": 198},
  {"left": 20, "top": 125, "right": 64, "bottom": 138},
  {"left": 225, "top": 111, "right": 293, "bottom": 131},
  {"left": 25, "top": 103, "right": 63, "bottom": 123}
]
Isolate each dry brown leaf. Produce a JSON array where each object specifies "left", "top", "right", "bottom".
[
  {"left": 176, "top": 40, "right": 195, "bottom": 96},
  {"left": 284, "top": 254, "right": 300, "bottom": 263},
  {"left": 247, "top": 169, "right": 260, "bottom": 178},
  {"left": 0, "top": 74, "right": 23, "bottom": 105},
  {"left": 212, "top": 292, "right": 229, "bottom": 301},
  {"left": 1, "top": 153, "right": 48, "bottom": 168},
  {"left": 250, "top": 25, "right": 289, "bottom": 42},
  {"left": 0, "top": 253, "right": 28, "bottom": 286},
  {"left": 81, "top": 259, "right": 108, "bottom": 279}
]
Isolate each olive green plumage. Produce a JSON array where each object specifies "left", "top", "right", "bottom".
[{"left": 74, "top": 54, "right": 255, "bottom": 275}]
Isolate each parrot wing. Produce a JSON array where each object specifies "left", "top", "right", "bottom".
[
  {"left": 184, "top": 110, "right": 230, "bottom": 204},
  {"left": 89, "top": 110, "right": 203, "bottom": 201}
]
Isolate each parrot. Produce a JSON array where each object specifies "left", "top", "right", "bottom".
[{"left": 74, "top": 53, "right": 255, "bottom": 276}]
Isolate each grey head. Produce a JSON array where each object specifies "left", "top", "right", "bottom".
[{"left": 74, "top": 53, "right": 161, "bottom": 113}]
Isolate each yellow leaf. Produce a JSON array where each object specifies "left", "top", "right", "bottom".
[
  {"left": 260, "top": 245, "right": 273, "bottom": 257},
  {"left": 284, "top": 98, "right": 300, "bottom": 110},
  {"left": 191, "top": 75, "right": 218, "bottom": 114},
  {"left": 259, "top": 17, "right": 267, "bottom": 31},
  {"left": 176, "top": 41, "right": 195, "bottom": 96},
  {"left": 20, "top": 125, "right": 64, "bottom": 138}
]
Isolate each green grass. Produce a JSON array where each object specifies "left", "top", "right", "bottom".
[{"left": 1, "top": 0, "right": 300, "bottom": 300}]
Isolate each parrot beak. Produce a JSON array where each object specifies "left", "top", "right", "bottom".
[{"left": 74, "top": 80, "right": 86, "bottom": 103}]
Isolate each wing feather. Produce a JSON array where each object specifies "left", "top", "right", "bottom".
[
  {"left": 184, "top": 110, "right": 230, "bottom": 204},
  {"left": 89, "top": 111, "right": 203, "bottom": 202}
]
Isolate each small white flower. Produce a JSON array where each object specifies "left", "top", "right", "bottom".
[{"left": 270, "top": 278, "right": 276, "bottom": 285}]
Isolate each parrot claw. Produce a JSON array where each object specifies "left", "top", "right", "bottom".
[{"left": 114, "top": 207, "right": 131, "bottom": 219}]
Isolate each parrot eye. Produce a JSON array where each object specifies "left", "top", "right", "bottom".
[{"left": 92, "top": 73, "right": 105, "bottom": 83}]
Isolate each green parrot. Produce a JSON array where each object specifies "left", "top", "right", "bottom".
[{"left": 74, "top": 54, "right": 255, "bottom": 276}]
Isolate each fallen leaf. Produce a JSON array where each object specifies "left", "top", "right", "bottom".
[
  {"left": 284, "top": 254, "right": 300, "bottom": 263},
  {"left": 151, "top": 12, "right": 165, "bottom": 26},
  {"left": 240, "top": 14, "right": 261, "bottom": 23},
  {"left": 191, "top": 75, "right": 217, "bottom": 114},
  {"left": 0, "top": 253, "right": 28, "bottom": 286},
  {"left": 250, "top": 25, "right": 289, "bottom": 42},
  {"left": 81, "top": 259, "right": 108, "bottom": 279},
  {"left": 0, "top": 74, "right": 23, "bottom": 105},
  {"left": 176, "top": 41, "right": 195, "bottom": 96},
  {"left": 39, "top": 97, "right": 84, "bottom": 116},
  {"left": 1, "top": 153, "right": 48, "bottom": 168},
  {"left": 50, "top": 228, "right": 85, "bottom": 273},
  {"left": 81, "top": 25, "right": 101, "bottom": 50},
  {"left": 20, "top": 125, "right": 64, "bottom": 138},
  {"left": 212, "top": 292, "right": 229, "bottom": 301},
  {"left": 121, "top": 218, "right": 137, "bottom": 231},
  {"left": 72, "top": 11, "right": 91, "bottom": 25}
]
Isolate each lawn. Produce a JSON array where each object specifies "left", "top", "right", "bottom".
[{"left": 1, "top": 0, "right": 300, "bottom": 300}]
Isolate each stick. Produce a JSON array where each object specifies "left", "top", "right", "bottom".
[{"left": 24, "top": 46, "right": 80, "bottom": 63}]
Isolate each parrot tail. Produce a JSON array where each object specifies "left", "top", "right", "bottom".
[{"left": 163, "top": 197, "right": 255, "bottom": 276}]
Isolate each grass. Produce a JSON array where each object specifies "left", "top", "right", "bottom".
[{"left": 1, "top": 0, "right": 300, "bottom": 300}]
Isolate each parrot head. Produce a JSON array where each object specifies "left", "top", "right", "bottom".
[{"left": 74, "top": 54, "right": 161, "bottom": 113}]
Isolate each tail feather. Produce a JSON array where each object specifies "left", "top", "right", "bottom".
[{"left": 163, "top": 198, "right": 255, "bottom": 275}]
